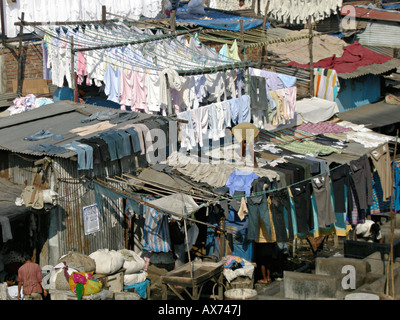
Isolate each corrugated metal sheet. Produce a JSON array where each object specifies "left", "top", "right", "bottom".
[
  {"left": 355, "top": 21, "right": 400, "bottom": 49},
  {"left": 0, "top": 100, "right": 155, "bottom": 158},
  {"left": 51, "top": 158, "right": 126, "bottom": 260},
  {"left": 338, "top": 58, "right": 400, "bottom": 79},
  {"left": 365, "top": 45, "right": 395, "bottom": 58},
  {"left": 344, "top": 6, "right": 400, "bottom": 22},
  {"left": 337, "top": 100, "right": 400, "bottom": 128}
]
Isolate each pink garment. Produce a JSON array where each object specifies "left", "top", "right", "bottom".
[
  {"left": 296, "top": 122, "right": 352, "bottom": 134},
  {"left": 132, "top": 70, "right": 148, "bottom": 113},
  {"left": 17, "top": 261, "right": 43, "bottom": 295},
  {"left": 76, "top": 50, "right": 90, "bottom": 86},
  {"left": 120, "top": 68, "right": 136, "bottom": 110},
  {"left": 72, "top": 272, "right": 91, "bottom": 285}
]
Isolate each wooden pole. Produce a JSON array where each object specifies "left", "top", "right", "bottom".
[
  {"left": 70, "top": 36, "right": 78, "bottom": 102},
  {"left": 260, "top": 1, "right": 270, "bottom": 68},
  {"left": 170, "top": 10, "right": 176, "bottom": 32},
  {"left": 17, "top": 12, "right": 24, "bottom": 96},
  {"left": 307, "top": 16, "right": 314, "bottom": 97},
  {"left": 239, "top": 20, "right": 245, "bottom": 60},
  {"left": 101, "top": 5, "right": 106, "bottom": 24},
  {"left": 386, "top": 131, "right": 399, "bottom": 298},
  {"left": 165, "top": 73, "right": 174, "bottom": 115},
  {"left": 0, "top": 0, "right": 6, "bottom": 47}
]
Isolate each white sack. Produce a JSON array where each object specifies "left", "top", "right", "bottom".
[
  {"left": 89, "top": 249, "right": 125, "bottom": 275},
  {"left": 124, "top": 271, "right": 148, "bottom": 286},
  {"left": 118, "top": 249, "right": 146, "bottom": 275}
]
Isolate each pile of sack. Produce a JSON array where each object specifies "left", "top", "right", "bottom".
[
  {"left": 45, "top": 249, "right": 147, "bottom": 297},
  {"left": 89, "top": 249, "right": 147, "bottom": 287}
]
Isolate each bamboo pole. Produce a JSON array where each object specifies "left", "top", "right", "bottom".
[
  {"left": 386, "top": 131, "right": 399, "bottom": 298},
  {"left": 307, "top": 16, "right": 314, "bottom": 97},
  {"left": 94, "top": 178, "right": 224, "bottom": 231},
  {"left": 259, "top": 0, "right": 270, "bottom": 68}
]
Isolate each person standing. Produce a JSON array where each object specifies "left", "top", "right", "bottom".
[{"left": 17, "top": 255, "right": 47, "bottom": 300}]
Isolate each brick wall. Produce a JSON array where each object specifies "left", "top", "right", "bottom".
[{"left": 1, "top": 42, "right": 43, "bottom": 93}]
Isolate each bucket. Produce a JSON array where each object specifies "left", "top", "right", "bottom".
[{"left": 224, "top": 288, "right": 257, "bottom": 300}]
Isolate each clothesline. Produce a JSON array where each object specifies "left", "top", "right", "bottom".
[
  {"left": 181, "top": 139, "right": 397, "bottom": 205},
  {"left": 92, "top": 178, "right": 225, "bottom": 232},
  {"left": 36, "top": 22, "right": 248, "bottom": 80}
]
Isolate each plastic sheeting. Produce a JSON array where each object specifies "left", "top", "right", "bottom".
[
  {"left": 175, "top": 4, "right": 266, "bottom": 31},
  {"left": 148, "top": 193, "right": 200, "bottom": 220}
]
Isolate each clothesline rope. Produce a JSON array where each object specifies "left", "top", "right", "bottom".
[{"left": 202, "top": 139, "right": 398, "bottom": 204}]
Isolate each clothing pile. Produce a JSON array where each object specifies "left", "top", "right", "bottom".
[{"left": 5, "top": 94, "right": 53, "bottom": 116}]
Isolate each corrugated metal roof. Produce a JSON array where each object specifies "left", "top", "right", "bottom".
[
  {"left": 341, "top": 5, "right": 400, "bottom": 22},
  {"left": 0, "top": 101, "right": 156, "bottom": 158},
  {"left": 338, "top": 58, "right": 400, "bottom": 79},
  {"left": 355, "top": 21, "right": 400, "bottom": 49},
  {"left": 198, "top": 26, "right": 292, "bottom": 45},
  {"left": 337, "top": 100, "right": 400, "bottom": 128}
]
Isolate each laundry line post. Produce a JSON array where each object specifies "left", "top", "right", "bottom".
[
  {"left": 101, "top": 5, "right": 107, "bottom": 25},
  {"left": 70, "top": 36, "right": 78, "bottom": 103},
  {"left": 386, "top": 130, "right": 398, "bottom": 298},
  {"left": 165, "top": 73, "right": 174, "bottom": 115},
  {"left": 307, "top": 16, "right": 314, "bottom": 97},
  {"left": 259, "top": 0, "right": 270, "bottom": 68},
  {"left": 17, "top": 12, "right": 25, "bottom": 96},
  {"left": 170, "top": 9, "right": 176, "bottom": 32}
]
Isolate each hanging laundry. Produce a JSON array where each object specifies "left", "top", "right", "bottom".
[
  {"left": 219, "top": 40, "right": 241, "bottom": 61},
  {"left": 191, "top": 106, "right": 209, "bottom": 147},
  {"left": 143, "top": 205, "right": 171, "bottom": 253},
  {"left": 269, "top": 189, "right": 294, "bottom": 242},
  {"left": 119, "top": 68, "right": 136, "bottom": 110},
  {"left": 290, "top": 181, "right": 314, "bottom": 235},
  {"left": 62, "top": 141, "right": 94, "bottom": 171},
  {"left": 311, "top": 173, "right": 336, "bottom": 228},
  {"left": 314, "top": 68, "right": 340, "bottom": 101},
  {"left": 225, "top": 169, "right": 259, "bottom": 196},
  {"left": 249, "top": 76, "right": 270, "bottom": 127},
  {"left": 104, "top": 64, "right": 121, "bottom": 104},
  {"left": 230, "top": 95, "right": 251, "bottom": 125},
  {"left": 159, "top": 68, "right": 183, "bottom": 114}
]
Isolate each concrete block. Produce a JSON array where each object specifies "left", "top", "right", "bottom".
[
  {"left": 363, "top": 252, "right": 385, "bottom": 274},
  {"left": 381, "top": 228, "right": 400, "bottom": 244},
  {"left": 283, "top": 271, "right": 344, "bottom": 300},
  {"left": 315, "top": 257, "right": 370, "bottom": 288}
]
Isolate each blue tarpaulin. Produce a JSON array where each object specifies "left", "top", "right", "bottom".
[
  {"left": 174, "top": 4, "right": 267, "bottom": 31},
  {"left": 381, "top": 1, "right": 400, "bottom": 9}
]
